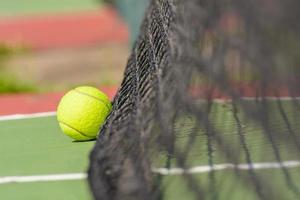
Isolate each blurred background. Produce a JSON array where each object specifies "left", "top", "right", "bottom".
[{"left": 0, "top": 0, "right": 148, "bottom": 94}]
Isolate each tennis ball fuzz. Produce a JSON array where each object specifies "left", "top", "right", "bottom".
[{"left": 57, "top": 86, "right": 112, "bottom": 141}]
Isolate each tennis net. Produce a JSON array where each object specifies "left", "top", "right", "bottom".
[{"left": 88, "top": 0, "right": 300, "bottom": 199}]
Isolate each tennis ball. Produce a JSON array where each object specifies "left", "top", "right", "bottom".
[{"left": 57, "top": 86, "right": 112, "bottom": 141}]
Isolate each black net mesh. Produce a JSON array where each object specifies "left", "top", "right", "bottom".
[{"left": 88, "top": 0, "right": 300, "bottom": 199}]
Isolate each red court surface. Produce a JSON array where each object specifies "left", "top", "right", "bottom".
[
  {"left": 0, "top": 7, "right": 128, "bottom": 49},
  {"left": 1, "top": 83, "right": 298, "bottom": 116},
  {"left": 0, "top": 87, "right": 117, "bottom": 116},
  {"left": 190, "top": 83, "right": 299, "bottom": 99}
]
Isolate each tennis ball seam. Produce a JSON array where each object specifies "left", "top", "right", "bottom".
[
  {"left": 73, "top": 89, "right": 111, "bottom": 111},
  {"left": 58, "top": 121, "right": 96, "bottom": 139}
]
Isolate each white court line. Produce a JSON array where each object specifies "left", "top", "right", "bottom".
[
  {"left": 241, "top": 97, "right": 300, "bottom": 101},
  {"left": 210, "top": 96, "right": 300, "bottom": 103},
  {"left": 1, "top": 160, "right": 299, "bottom": 185},
  {"left": 0, "top": 97, "right": 298, "bottom": 121},
  {"left": 0, "top": 112, "right": 56, "bottom": 121},
  {"left": 0, "top": 173, "right": 86, "bottom": 184},
  {"left": 153, "top": 160, "right": 300, "bottom": 175}
]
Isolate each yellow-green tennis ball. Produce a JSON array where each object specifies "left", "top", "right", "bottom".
[{"left": 57, "top": 86, "right": 112, "bottom": 141}]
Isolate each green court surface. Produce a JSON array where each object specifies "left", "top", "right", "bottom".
[
  {"left": 0, "top": 0, "right": 103, "bottom": 17},
  {"left": 156, "top": 99, "right": 300, "bottom": 200},
  {"left": 0, "top": 99, "right": 299, "bottom": 199},
  {"left": 0, "top": 116, "right": 94, "bottom": 200},
  {"left": 0, "top": 181, "right": 92, "bottom": 200},
  {"left": 161, "top": 169, "right": 300, "bottom": 200}
]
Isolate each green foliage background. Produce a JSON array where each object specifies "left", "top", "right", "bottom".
[{"left": 0, "top": 44, "right": 37, "bottom": 94}]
